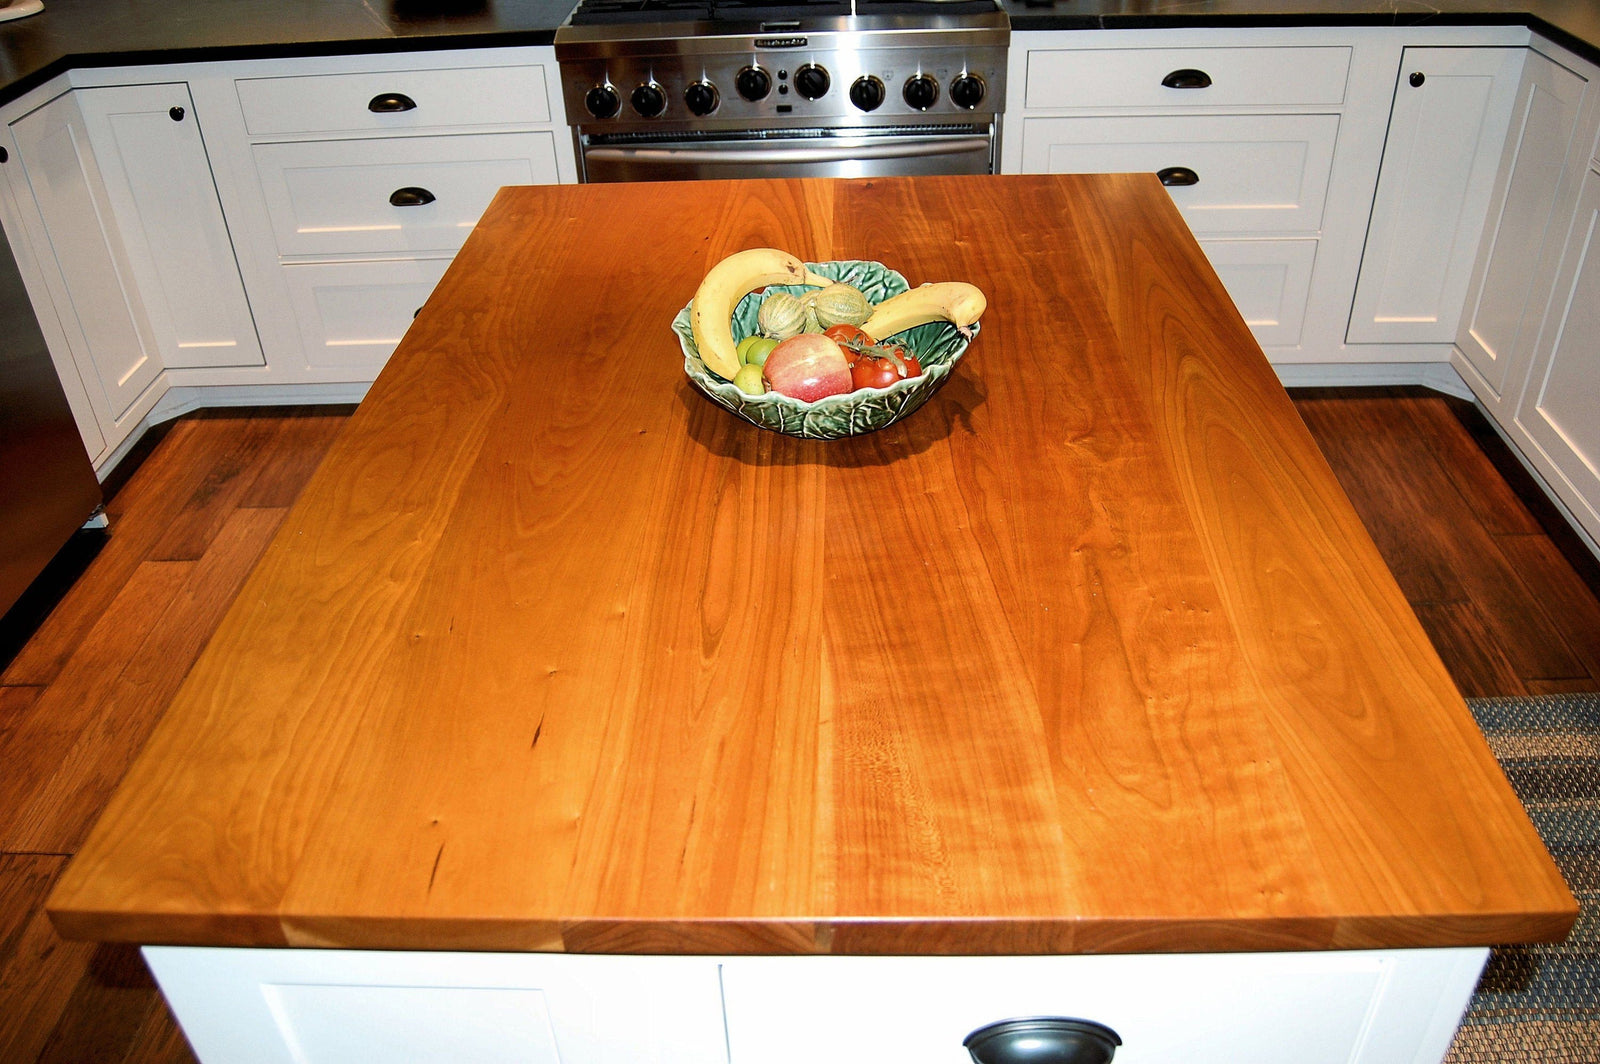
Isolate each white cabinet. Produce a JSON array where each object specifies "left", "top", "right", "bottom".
[
  {"left": 1512, "top": 162, "right": 1600, "bottom": 547},
  {"left": 1455, "top": 49, "right": 1595, "bottom": 412},
  {"left": 76, "top": 83, "right": 263, "bottom": 371},
  {"left": 1348, "top": 47, "right": 1526, "bottom": 344},
  {"left": 7, "top": 89, "right": 166, "bottom": 450},
  {"left": 145, "top": 945, "right": 1489, "bottom": 1064}
]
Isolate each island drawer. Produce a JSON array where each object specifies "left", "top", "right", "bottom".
[
  {"left": 1017, "top": 113, "right": 1339, "bottom": 235},
  {"left": 1199, "top": 237, "right": 1318, "bottom": 347},
  {"left": 236, "top": 65, "right": 553, "bottom": 136},
  {"left": 1024, "top": 46, "right": 1351, "bottom": 110},
  {"left": 720, "top": 950, "right": 1486, "bottom": 1064},
  {"left": 252, "top": 132, "right": 563, "bottom": 258},
  {"left": 281, "top": 258, "right": 451, "bottom": 375}
]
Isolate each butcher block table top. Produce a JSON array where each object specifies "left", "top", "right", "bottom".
[{"left": 48, "top": 174, "right": 1577, "bottom": 955}]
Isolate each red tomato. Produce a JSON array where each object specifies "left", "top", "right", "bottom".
[
  {"left": 852, "top": 355, "right": 901, "bottom": 391},
  {"left": 824, "top": 324, "right": 874, "bottom": 347}
]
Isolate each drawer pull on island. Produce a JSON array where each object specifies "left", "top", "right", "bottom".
[
  {"left": 1157, "top": 166, "right": 1199, "bottom": 187},
  {"left": 368, "top": 92, "right": 418, "bottom": 113},
  {"left": 965, "top": 1018, "right": 1121, "bottom": 1064},
  {"left": 389, "top": 186, "right": 436, "bottom": 207},
  {"left": 1161, "top": 68, "right": 1212, "bottom": 90}
]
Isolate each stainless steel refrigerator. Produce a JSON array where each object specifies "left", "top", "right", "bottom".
[{"left": 0, "top": 222, "right": 102, "bottom": 618}]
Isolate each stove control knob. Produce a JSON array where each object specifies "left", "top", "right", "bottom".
[
  {"left": 585, "top": 84, "right": 621, "bottom": 119},
  {"left": 950, "top": 72, "right": 986, "bottom": 110},
  {"left": 631, "top": 81, "right": 668, "bottom": 118},
  {"left": 849, "top": 75, "right": 886, "bottom": 112},
  {"left": 794, "top": 64, "right": 830, "bottom": 100},
  {"left": 736, "top": 65, "right": 772, "bottom": 102},
  {"left": 684, "top": 80, "right": 720, "bottom": 116},
  {"left": 903, "top": 73, "right": 939, "bottom": 111}
]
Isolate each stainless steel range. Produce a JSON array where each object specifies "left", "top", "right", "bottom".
[{"left": 554, "top": 0, "right": 1008, "bottom": 181}]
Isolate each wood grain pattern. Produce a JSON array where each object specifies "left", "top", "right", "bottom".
[{"left": 46, "top": 175, "right": 1578, "bottom": 954}]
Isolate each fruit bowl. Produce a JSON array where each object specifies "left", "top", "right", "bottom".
[{"left": 673, "top": 259, "right": 976, "bottom": 440}]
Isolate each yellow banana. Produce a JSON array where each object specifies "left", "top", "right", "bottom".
[
  {"left": 690, "top": 249, "right": 830, "bottom": 379},
  {"left": 861, "top": 281, "right": 987, "bottom": 342}
]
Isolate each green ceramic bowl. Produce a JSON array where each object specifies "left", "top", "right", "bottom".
[{"left": 673, "top": 259, "right": 976, "bottom": 440}]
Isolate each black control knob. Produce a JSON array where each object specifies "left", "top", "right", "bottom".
[
  {"left": 736, "top": 65, "right": 773, "bottom": 101},
  {"left": 950, "top": 72, "right": 986, "bottom": 109},
  {"left": 631, "top": 81, "right": 667, "bottom": 117},
  {"left": 849, "top": 75, "right": 886, "bottom": 112},
  {"left": 793, "top": 64, "right": 830, "bottom": 100},
  {"left": 903, "top": 73, "right": 939, "bottom": 110},
  {"left": 585, "top": 84, "right": 621, "bottom": 119},
  {"left": 684, "top": 80, "right": 720, "bottom": 116}
]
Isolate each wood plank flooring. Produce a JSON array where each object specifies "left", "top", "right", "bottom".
[{"left": 0, "top": 390, "right": 1596, "bottom": 1058}]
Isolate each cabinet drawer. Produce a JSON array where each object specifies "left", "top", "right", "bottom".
[
  {"left": 721, "top": 950, "right": 1484, "bottom": 1064},
  {"left": 1018, "top": 114, "right": 1339, "bottom": 234},
  {"left": 236, "top": 66, "right": 552, "bottom": 136},
  {"left": 1024, "top": 47, "right": 1350, "bottom": 110},
  {"left": 283, "top": 258, "right": 451, "bottom": 374},
  {"left": 254, "top": 133, "right": 562, "bottom": 257},
  {"left": 1199, "top": 238, "right": 1317, "bottom": 346}
]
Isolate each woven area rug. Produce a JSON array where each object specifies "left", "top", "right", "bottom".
[{"left": 1447, "top": 694, "right": 1600, "bottom": 1063}]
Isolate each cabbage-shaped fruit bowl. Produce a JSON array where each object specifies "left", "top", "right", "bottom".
[{"left": 673, "top": 259, "right": 976, "bottom": 440}]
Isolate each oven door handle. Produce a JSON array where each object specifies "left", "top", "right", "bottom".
[{"left": 583, "top": 137, "right": 991, "bottom": 165}]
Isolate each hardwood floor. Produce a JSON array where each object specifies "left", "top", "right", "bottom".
[{"left": 0, "top": 391, "right": 1596, "bottom": 1059}]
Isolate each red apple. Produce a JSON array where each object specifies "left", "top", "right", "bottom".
[{"left": 762, "top": 334, "right": 852, "bottom": 402}]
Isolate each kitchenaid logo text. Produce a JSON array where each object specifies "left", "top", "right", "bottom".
[{"left": 755, "top": 36, "right": 807, "bottom": 47}]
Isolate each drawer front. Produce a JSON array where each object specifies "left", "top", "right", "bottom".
[
  {"left": 283, "top": 258, "right": 451, "bottom": 374},
  {"left": 1024, "top": 47, "right": 1351, "bottom": 110},
  {"left": 237, "top": 65, "right": 552, "bottom": 136},
  {"left": 1199, "top": 238, "right": 1318, "bottom": 346},
  {"left": 1018, "top": 114, "right": 1339, "bottom": 234},
  {"left": 254, "top": 133, "right": 562, "bottom": 257},
  {"left": 721, "top": 950, "right": 1485, "bottom": 1064}
]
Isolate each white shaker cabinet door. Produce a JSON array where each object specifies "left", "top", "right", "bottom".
[
  {"left": 9, "top": 90, "right": 164, "bottom": 425},
  {"left": 1515, "top": 164, "right": 1600, "bottom": 547},
  {"left": 1457, "top": 50, "right": 1592, "bottom": 405},
  {"left": 76, "top": 83, "right": 264, "bottom": 370},
  {"left": 1348, "top": 47, "right": 1526, "bottom": 344}
]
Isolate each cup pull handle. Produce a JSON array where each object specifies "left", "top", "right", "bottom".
[
  {"left": 1161, "top": 68, "right": 1212, "bottom": 89},
  {"left": 390, "top": 187, "right": 436, "bottom": 207},
  {"left": 1157, "top": 166, "right": 1199, "bottom": 187},
  {"left": 965, "top": 1018, "right": 1122, "bottom": 1064},
  {"left": 369, "top": 92, "right": 418, "bottom": 113}
]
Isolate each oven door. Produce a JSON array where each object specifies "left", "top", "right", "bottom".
[{"left": 580, "top": 124, "right": 994, "bottom": 182}]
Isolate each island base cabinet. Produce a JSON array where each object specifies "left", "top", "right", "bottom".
[
  {"left": 720, "top": 950, "right": 1487, "bottom": 1064},
  {"left": 141, "top": 948, "right": 730, "bottom": 1064},
  {"left": 144, "top": 946, "right": 1487, "bottom": 1064}
]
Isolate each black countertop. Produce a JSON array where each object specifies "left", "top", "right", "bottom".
[{"left": 1, "top": 0, "right": 1598, "bottom": 108}]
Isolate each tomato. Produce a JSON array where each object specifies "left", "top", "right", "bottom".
[
  {"left": 824, "top": 324, "right": 874, "bottom": 347},
  {"left": 850, "top": 343, "right": 924, "bottom": 390}
]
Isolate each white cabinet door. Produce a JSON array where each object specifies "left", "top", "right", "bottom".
[
  {"left": 1514, "top": 164, "right": 1600, "bottom": 546},
  {"left": 8, "top": 90, "right": 163, "bottom": 425},
  {"left": 1348, "top": 47, "right": 1526, "bottom": 344},
  {"left": 76, "top": 83, "right": 264, "bottom": 370},
  {"left": 144, "top": 947, "right": 730, "bottom": 1064},
  {"left": 1457, "top": 51, "right": 1592, "bottom": 404}
]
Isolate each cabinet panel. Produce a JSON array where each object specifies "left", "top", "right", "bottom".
[
  {"left": 1024, "top": 46, "right": 1351, "bottom": 110},
  {"left": 1516, "top": 165, "right": 1600, "bottom": 543},
  {"left": 1348, "top": 47, "right": 1526, "bottom": 344},
  {"left": 282, "top": 258, "right": 451, "bottom": 375},
  {"left": 77, "top": 83, "right": 264, "bottom": 370},
  {"left": 253, "top": 132, "right": 562, "bottom": 257},
  {"left": 236, "top": 65, "right": 552, "bottom": 137},
  {"left": 9, "top": 91, "right": 162, "bottom": 422},
  {"left": 1198, "top": 237, "right": 1317, "bottom": 346},
  {"left": 1458, "top": 52, "right": 1590, "bottom": 401},
  {"left": 1018, "top": 113, "right": 1339, "bottom": 234}
]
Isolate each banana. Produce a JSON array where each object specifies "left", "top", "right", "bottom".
[
  {"left": 690, "top": 249, "right": 830, "bottom": 380},
  {"left": 860, "top": 282, "right": 987, "bottom": 342}
]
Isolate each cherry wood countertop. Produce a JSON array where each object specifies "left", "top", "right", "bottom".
[{"left": 47, "top": 175, "right": 1577, "bottom": 955}]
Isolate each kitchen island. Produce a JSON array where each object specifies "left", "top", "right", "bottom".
[{"left": 47, "top": 174, "right": 1577, "bottom": 1061}]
